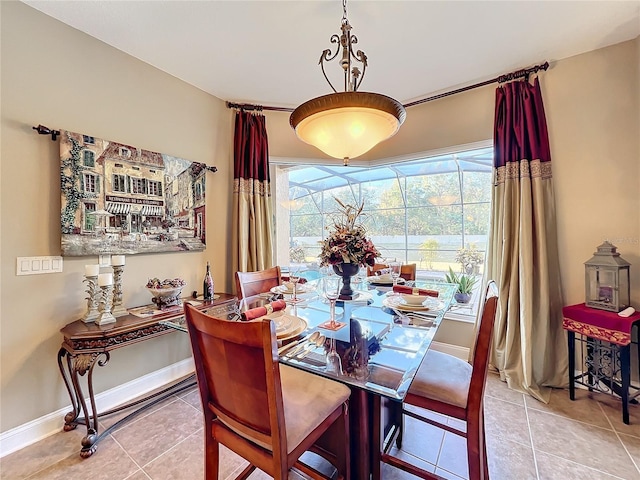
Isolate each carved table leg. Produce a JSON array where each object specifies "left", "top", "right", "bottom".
[
  {"left": 65, "top": 350, "right": 110, "bottom": 458},
  {"left": 58, "top": 348, "right": 81, "bottom": 431}
]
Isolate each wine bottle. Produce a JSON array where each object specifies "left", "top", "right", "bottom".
[{"left": 203, "top": 261, "right": 214, "bottom": 300}]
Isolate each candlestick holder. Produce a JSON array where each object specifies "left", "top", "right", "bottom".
[
  {"left": 97, "top": 284, "right": 117, "bottom": 325},
  {"left": 81, "top": 274, "right": 101, "bottom": 323},
  {"left": 112, "top": 265, "right": 128, "bottom": 317}
]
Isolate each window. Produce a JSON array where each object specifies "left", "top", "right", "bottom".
[
  {"left": 83, "top": 135, "right": 95, "bottom": 144},
  {"left": 113, "top": 174, "right": 127, "bottom": 193},
  {"left": 84, "top": 203, "right": 96, "bottom": 231},
  {"left": 83, "top": 150, "right": 95, "bottom": 167},
  {"left": 83, "top": 173, "right": 98, "bottom": 193},
  {"left": 148, "top": 180, "right": 162, "bottom": 197},
  {"left": 274, "top": 145, "right": 494, "bottom": 319},
  {"left": 131, "top": 177, "right": 147, "bottom": 194},
  {"left": 119, "top": 147, "right": 131, "bottom": 158}
]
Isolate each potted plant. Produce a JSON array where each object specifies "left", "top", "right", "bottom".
[
  {"left": 445, "top": 267, "right": 478, "bottom": 304},
  {"left": 455, "top": 244, "right": 484, "bottom": 275}
]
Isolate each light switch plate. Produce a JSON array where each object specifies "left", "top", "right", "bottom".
[{"left": 16, "top": 256, "right": 63, "bottom": 275}]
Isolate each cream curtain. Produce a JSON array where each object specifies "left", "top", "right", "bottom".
[
  {"left": 487, "top": 78, "right": 568, "bottom": 403},
  {"left": 232, "top": 110, "right": 274, "bottom": 274}
]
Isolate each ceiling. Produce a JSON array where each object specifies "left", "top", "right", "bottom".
[{"left": 22, "top": 1, "right": 640, "bottom": 109}]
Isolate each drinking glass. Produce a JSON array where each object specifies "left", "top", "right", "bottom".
[
  {"left": 389, "top": 261, "right": 401, "bottom": 286},
  {"left": 320, "top": 275, "right": 344, "bottom": 330},
  {"left": 289, "top": 269, "right": 301, "bottom": 304},
  {"left": 325, "top": 337, "right": 343, "bottom": 375}
]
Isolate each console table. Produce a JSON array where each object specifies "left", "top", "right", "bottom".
[
  {"left": 58, "top": 294, "right": 237, "bottom": 457},
  {"left": 563, "top": 303, "right": 640, "bottom": 424}
]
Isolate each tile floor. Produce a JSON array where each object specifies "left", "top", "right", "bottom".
[{"left": 1, "top": 372, "right": 639, "bottom": 480}]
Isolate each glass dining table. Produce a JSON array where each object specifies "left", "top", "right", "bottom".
[{"left": 162, "top": 279, "right": 457, "bottom": 480}]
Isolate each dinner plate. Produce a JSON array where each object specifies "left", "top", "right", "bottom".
[
  {"left": 366, "top": 276, "right": 405, "bottom": 286},
  {"left": 382, "top": 295, "right": 445, "bottom": 312},
  {"left": 270, "top": 283, "right": 316, "bottom": 295},
  {"left": 258, "top": 311, "right": 308, "bottom": 340}
]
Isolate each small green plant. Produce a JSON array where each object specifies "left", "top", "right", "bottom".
[{"left": 445, "top": 267, "right": 478, "bottom": 294}]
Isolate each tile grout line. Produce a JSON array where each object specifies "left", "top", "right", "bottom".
[
  {"left": 105, "top": 395, "right": 181, "bottom": 436},
  {"left": 532, "top": 449, "right": 628, "bottom": 480},
  {"left": 596, "top": 400, "right": 640, "bottom": 475},
  {"left": 137, "top": 427, "right": 205, "bottom": 473},
  {"left": 522, "top": 393, "right": 541, "bottom": 480},
  {"left": 109, "top": 432, "right": 148, "bottom": 479}
]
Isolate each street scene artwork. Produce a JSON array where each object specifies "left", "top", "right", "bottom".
[{"left": 60, "top": 130, "right": 207, "bottom": 256}]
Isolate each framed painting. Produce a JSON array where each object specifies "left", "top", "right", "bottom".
[{"left": 60, "top": 130, "right": 207, "bottom": 256}]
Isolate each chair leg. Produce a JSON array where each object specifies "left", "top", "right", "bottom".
[
  {"left": 466, "top": 416, "right": 484, "bottom": 480},
  {"left": 481, "top": 418, "right": 490, "bottom": 480},
  {"left": 205, "top": 434, "right": 219, "bottom": 480}
]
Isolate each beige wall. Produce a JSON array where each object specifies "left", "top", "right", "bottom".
[
  {"left": 2, "top": 0, "right": 638, "bottom": 436},
  {"left": 1, "top": 2, "right": 234, "bottom": 431}
]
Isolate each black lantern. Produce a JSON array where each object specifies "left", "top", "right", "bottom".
[{"left": 584, "top": 241, "right": 630, "bottom": 312}]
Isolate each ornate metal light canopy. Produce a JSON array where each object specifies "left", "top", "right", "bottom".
[{"left": 290, "top": 0, "right": 406, "bottom": 165}]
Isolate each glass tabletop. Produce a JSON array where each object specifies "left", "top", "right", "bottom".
[
  {"left": 161, "top": 281, "right": 456, "bottom": 401},
  {"left": 271, "top": 281, "right": 455, "bottom": 400}
]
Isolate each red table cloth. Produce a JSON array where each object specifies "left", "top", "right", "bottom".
[{"left": 562, "top": 303, "right": 640, "bottom": 346}]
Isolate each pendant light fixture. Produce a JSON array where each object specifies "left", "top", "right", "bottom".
[{"left": 290, "top": 0, "right": 406, "bottom": 166}]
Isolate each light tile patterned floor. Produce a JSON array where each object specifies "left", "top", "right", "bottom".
[{"left": 2, "top": 373, "right": 639, "bottom": 479}]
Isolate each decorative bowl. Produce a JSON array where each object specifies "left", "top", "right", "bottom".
[
  {"left": 401, "top": 293, "right": 429, "bottom": 306},
  {"left": 146, "top": 278, "right": 185, "bottom": 309}
]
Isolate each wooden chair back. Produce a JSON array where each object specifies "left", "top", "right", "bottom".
[
  {"left": 235, "top": 266, "right": 282, "bottom": 299},
  {"left": 367, "top": 263, "right": 417, "bottom": 281},
  {"left": 184, "top": 304, "right": 287, "bottom": 454},
  {"left": 467, "top": 281, "right": 499, "bottom": 415}
]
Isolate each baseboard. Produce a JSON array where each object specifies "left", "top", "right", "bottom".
[
  {"left": 0, "top": 358, "right": 195, "bottom": 458},
  {"left": 430, "top": 341, "right": 470, "bottom": 361}
]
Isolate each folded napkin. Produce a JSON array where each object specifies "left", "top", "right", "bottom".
[
  {"left": 241, "top": 300, "right": 287, "bottom": 321},
  {"left": 393, "top": 285, "right": 439, "bottom": 297},
  {"left": 281, "top": 276, "right": 308, "bottom": 284}
]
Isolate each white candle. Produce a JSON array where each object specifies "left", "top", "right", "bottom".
[
  {"left": 98, "top": 273, "right": 113, "bottom": 286},
  {"left": 85, "top": 265, "right": 100, "bottom": 277},
  {"left": 112, "top": 255, "right": 126, "bottom": 266}
]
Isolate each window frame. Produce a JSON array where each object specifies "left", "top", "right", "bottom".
[{"left": 271, "top": 140, "right": 493, "bottom": 322}]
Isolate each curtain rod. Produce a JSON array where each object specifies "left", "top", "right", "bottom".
[
  {"left": 226, "top": 61, "right": 550, "bottom": 113},
  {"left": 31, "top": 125, "right": 218, "bottom": 172}
]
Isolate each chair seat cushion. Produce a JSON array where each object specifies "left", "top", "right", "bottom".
[
  {"left": 280, "top": 365, "right": 350, "bottom": 453},
  {"left": 221, "top": 365, "right": 350, "bottom": 454},
  {"left": 408, "top": 350, "right": 472, "bottom": 408}
]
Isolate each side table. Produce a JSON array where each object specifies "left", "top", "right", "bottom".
[
  {"left": 562, "top": 303, "right": 640, "bottom": 424},
  {"left": 58, "top": 294, "right": 237, "bottom": 457}
]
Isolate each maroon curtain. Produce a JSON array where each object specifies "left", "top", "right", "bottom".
[
  {"left": 494, "top": 78, "right": 551, "bottom": 167},
  {"left": 487, "top": 77, "right": 567, "bottom": 403},
  {"left": 232, "top": 110, "right": 274, "bottom": 275},
  {"left": 234, "top": 111, "right": 270, "bottom": 182}
]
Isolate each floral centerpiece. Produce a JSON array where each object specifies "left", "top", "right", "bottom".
[{"left": 319, "top": 199, "right": 380, "bottom": 298}]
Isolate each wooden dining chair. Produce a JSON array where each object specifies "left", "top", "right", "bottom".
[
  {"left": 235, "top": 266, "right": 282, "bottom": 299},
  {"left": 184, "top": 303, "right": 351, "bottom": 480},
  {"left": 367, "top": 262, "right": 417, "bottom": 281},
  {"left": 381, "top": 281, "right": 499, "bottom": 480}
]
